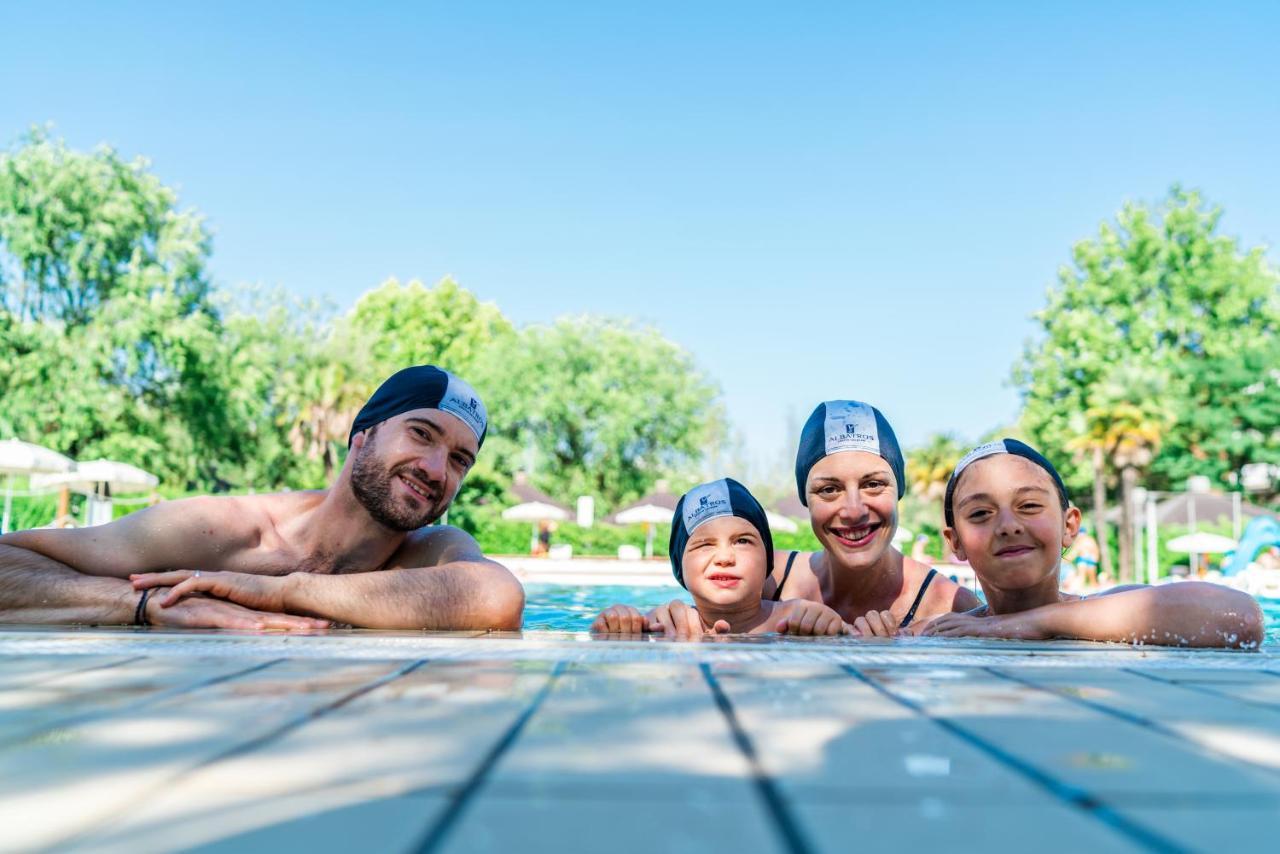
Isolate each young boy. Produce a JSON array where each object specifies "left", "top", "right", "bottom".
[
  {"left": 591, "top": 478, "right": 852, "bottom": 637},
  {"left": 919, "top": 439, "right": 1264, "bottom": 648}
]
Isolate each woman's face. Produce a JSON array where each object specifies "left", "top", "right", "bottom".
[
  {"left": 681, "top": 515, "right": 769, "bottom": 607},
  {"left": 805, "top": 451, "right": 899, "bottom": 570},
  {"left": 943, "top": 454, "right": 1080, "bottom": 590}
]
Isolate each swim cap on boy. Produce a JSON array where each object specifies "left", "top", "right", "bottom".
[
  {"left": 668, "top": 478, "right": 775, "bottom": 588},
  {"left": 348, "top": 366, "right": 488, "bottom": 448},
  {"left": 794, "top": 401, "right": 906, "bottom": 505},
  {"left": 943, "top": 438, "right": 1069, "bottom": 527}
]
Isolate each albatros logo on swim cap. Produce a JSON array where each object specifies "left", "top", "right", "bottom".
[
  {"left": 953, "top": 440, "right": 1008, "bottom": 478},
  {"left": 822, "top": 401, "right": 879, "bottom": 456},
  {"left": 438, "top": 374, "right": 488, "bottom": 442},
  {"left": 683, "top": 479, "right": 733, "bottom": 533}
]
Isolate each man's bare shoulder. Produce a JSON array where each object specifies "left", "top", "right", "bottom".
[{"left": 388, "top": 525, "right": 492, "bottom": 570}]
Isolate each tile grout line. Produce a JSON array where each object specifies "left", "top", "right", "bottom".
[
  {"left": 0, "top": 654, "right": 147, "bottom": 691},
  {"left": 1123, "top": 667, "right": 1280, "bottom": 714},
  {"left": 844, "top": 665, "right": 1187, "bottom": 854},
  {"left": 0, "top": 658, "right": 285, "bottom": 751},
  {"left": 49, "top": 658, "right": 429, "bottom": 853},
  {"left": 986, "top": 666, "right": 1280, "bottom": 782},
  {"left": 700, "top": 663, "right": 817, "bottom": 854},
  {"left": 411, "top": 660, "right": 568, "bottom": 854}
]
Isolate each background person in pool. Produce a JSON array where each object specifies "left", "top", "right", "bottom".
[
  {"left": 0, "top": 366, "right": 524, "bottom": 632},
  {"left": 917, "top": 439, "right": 1264, "bottom": 648},
  {"left": 592, "top": 478, "right": 853, "bottom": 636},
  {"left": 651, "top": 401, "right": 980, "bottom": 637}
]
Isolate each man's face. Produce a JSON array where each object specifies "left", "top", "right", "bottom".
[{"left": 349, "top": 409, "right": 479, "bottom": 531}]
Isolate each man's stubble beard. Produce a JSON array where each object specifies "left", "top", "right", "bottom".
[{"left": 349, "top": 432, "right": 450, "bottom": 531}]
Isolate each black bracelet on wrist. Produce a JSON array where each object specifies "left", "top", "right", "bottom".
[{"left": 133, "top": 588, "right": 152, "bottom": 627}]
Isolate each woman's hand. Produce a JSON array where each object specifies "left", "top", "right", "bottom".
[
  {"left": 773, "top": 600, "right": 855, "bottom": 636},
  {"left": 918, "top": 611, "right": 1048, "bottom": 640},
  {"left": 851, "top": 609, "right": 899, "bottom": 638}
]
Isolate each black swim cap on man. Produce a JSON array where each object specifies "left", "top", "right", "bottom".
[
  {"left": 348, "top": 366, "right": 488, "bottom": 449},
  {"left": 943, "top": 438, "right": 1070, "bottom": 527},
  {"left": 668, "top": 478, "right": 775, "bottom": 589},
  {"left": 794, "top": 400, "right": 906, "bottom": 505}
]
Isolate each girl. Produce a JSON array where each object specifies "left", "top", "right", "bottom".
[
  {"left": 592, "top": 478, "right": 851, "bottom": 636},
  {"left": 920, "top": 438, "right": 1264, "bottom": 648}
]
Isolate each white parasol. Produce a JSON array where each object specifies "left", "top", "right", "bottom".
[
  {"left": 764, "top": 510, "right": 799, "bottom": 534},
  {"left": 1166, "top": 532, "right": 1238, "bottom": 554},
  {"left": 0, "top": 439, "right": 76, "bottom": 534}
]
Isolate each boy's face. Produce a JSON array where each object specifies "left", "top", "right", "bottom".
[
  {"left": 682, "top": 515, "right": 768, "bottom": 607},
  {"left": 943, "top": 454, "right": 1080, "bottom": 590},
  {"left": 805, "top": 451, "right": 899, "bottom": 569}
]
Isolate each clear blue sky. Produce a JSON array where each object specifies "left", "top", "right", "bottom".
[{"left": 4, "top": 1, "right": 1277, "bottom": 481}]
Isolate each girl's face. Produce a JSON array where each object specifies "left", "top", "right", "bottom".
[
  {"left": 943, "top": 454, "right": 1080, "bottom": 590},
  {"left": 805, "top": 451, "right": 899, "bottom": 569},
  {"left": 681, "top": 515, "right": 769, "bottom": 607}
]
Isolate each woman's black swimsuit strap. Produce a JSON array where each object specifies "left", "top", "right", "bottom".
[
  {"left": 771, "top": 551, "right": 800, "bottom": 602},
  {"left": 898, "top": 568, "right": 939, "bottom": 628}
]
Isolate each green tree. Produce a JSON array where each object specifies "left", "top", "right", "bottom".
[
  {"left": 346, "top": 277, "right": 514, "bottom": 380},
  {"left": 1016, "top": 188, "right": 1280, "bottom": 575},
  {"left": 474, "top": 316, "right": 725, "bottom": 509}
]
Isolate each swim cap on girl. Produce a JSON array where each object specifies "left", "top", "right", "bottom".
[
  {"left": 943, "top": 438, "right": 1069, "bottom": 527},
  {"left": 348, "top": 366, "right": 488, "bottom": 448},
  {"left": 668, "top": 478, "right": 775, "bottom": 588},
  {"left": 794, "top": 401, "right": 906, "bottom": 505}
]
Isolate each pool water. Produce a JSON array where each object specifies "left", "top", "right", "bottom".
[{"left": 523, "top": 583, "right": 1280, "bottom": 643}]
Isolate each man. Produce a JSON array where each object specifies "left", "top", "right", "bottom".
[{"left": 0, "top": 366, "right": 524, "bottom": 631}]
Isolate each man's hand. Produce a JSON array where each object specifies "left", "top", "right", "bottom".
[
  {"left": 141, "top": 585, "right": 329, "bottom": 631},
  {"left": 133, "top": 570, "right": 295, "bottom": 616},
  {"left": 918, "top": 611, "right": 1047, "bottom": 640},
  {"left": 773, "top": 600, "right": 855, "bottom": 636}
]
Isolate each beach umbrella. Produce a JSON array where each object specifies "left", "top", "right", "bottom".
[
  {"left": 892, "top": 525, "right": 915, "bottom": 546},
  {"left": 1166, "top": 532, "right": 1238, "bottom": 554},
  {"left": 610, "top": 491, "right": 680, "bottom": 558},
  {"left": 33, "top": 459, "right": 160, "bottom": 494},
  {"left": 0, "top": 439, "right": 75, "bottom": 533},
  {"left": 764, "top": 510, "right": 799, "bottom": 534},
  {"left": 501, "top": 480, "right": 572, "bottom": 553}
]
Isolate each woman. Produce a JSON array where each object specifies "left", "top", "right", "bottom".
[{"left": 650, "top": 401, "right": 980, "bottom": 636}]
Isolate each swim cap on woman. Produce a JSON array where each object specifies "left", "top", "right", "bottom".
[
  {"left": 943, "top": 438, "right": 1069, "bottom": 527},
  {"left": 668, "top": 478, "right": 775, "bottom": 588},
  {"left": 794, "top": 401, "right": 906, "bottom": 505},
  {"left": 348, "top": 365, "right": 488, "bottom": 448}
]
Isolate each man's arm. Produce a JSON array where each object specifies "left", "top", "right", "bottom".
[
  {"left": 0, "top": 544, "right": 326, "bottom": 629},
  {"left": 133, "top": 527, "right": 526, "bottom": 631},
  {"left": 0, "top": 497, "right": 252, "bottom": 578}
]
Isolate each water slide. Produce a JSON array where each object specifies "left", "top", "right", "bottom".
[{"left": 1222, "top": 516, "right": 1280, "bottom": 577}]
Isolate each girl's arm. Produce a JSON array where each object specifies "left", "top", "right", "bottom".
[{"left": 921, "top": 582, "right": 1264, "bottom": 649}]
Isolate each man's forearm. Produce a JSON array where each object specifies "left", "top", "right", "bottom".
[
  {"left": 1031, "top": 583, "right": 1264, "bottom": 648},
  {"left": 0, "top": 544, "right": 138, "bottom": 625},
  {"left": 283, "top": 561, "right": 525, "bottom": 630}
]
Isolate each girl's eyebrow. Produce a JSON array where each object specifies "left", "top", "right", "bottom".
[{"left": 958, "top": 484, "right": 1051, "bottom": 508}]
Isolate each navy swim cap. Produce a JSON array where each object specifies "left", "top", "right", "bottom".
[
  {"left": 668, "top": 478, "right": 775, "bottom": 589},
  {"left": 794, "top": 401, "right": 906, "bottom": 505},
  {"left": 348, "top": 366, "right": 488, "bottom": 449},
  {"left": 943, "top": 438, "right": 1070, "bottom": 527}
]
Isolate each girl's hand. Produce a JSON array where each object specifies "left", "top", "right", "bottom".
[{"left": 919, "top": 611, "right": 1048, "bottom": 640}]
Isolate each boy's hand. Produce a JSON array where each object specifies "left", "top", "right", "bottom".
[
  {"left": 851, "top": 609, "right": 899, "bottom": 638},
  {"left": 590, "top": 604, "right": 655, "bottom": 634},
  {"left": 647, "top": 599, "right": 704, "bottom": 637}
]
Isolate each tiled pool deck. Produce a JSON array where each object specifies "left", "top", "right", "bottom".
[{"left": 1, "top": 628, "right": 1278, "bottom": 853}]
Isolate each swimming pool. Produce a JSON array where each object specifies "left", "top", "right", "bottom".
[{"left": 523, "top": 583, "right": 1280, "bottom": 643}]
